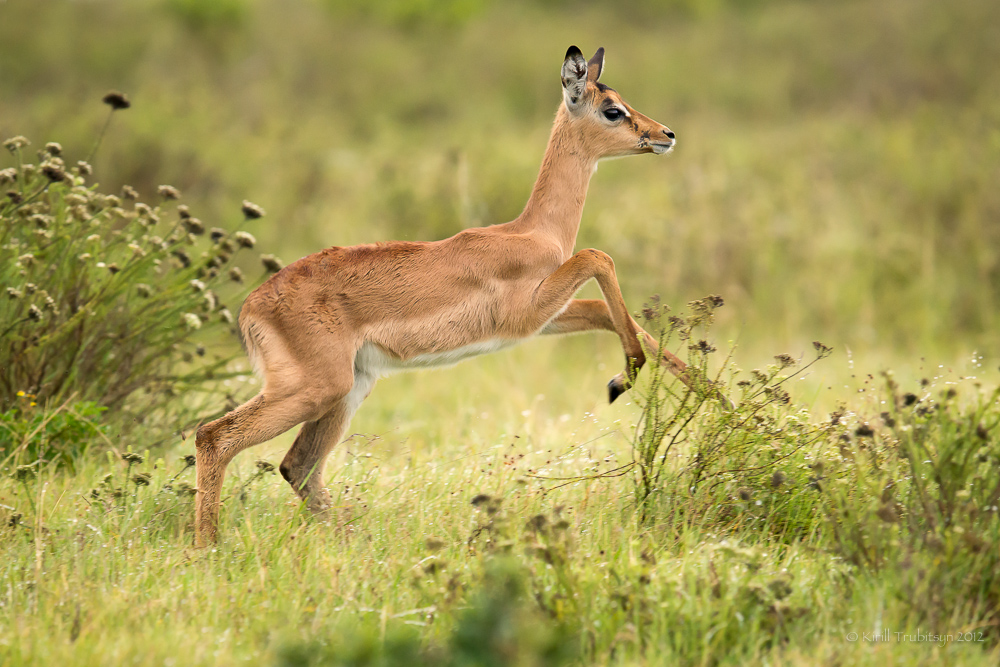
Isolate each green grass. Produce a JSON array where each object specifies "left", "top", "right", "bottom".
[{"left": 2, "top": 0, "right": 1000, "bottom": 664}]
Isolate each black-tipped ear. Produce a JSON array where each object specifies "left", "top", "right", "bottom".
[
  {"left": 562, "top": 45, "right": 589, "bottom": 109},
  {"left": 587, "top": 47, "right": 605, "bottom": 82}
]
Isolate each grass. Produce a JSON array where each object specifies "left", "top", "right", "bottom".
[{"left": 2, "top": 0, "right": 1000, "bottom": 664}]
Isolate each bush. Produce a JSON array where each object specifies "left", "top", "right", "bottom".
[{"left": 0, "top": 124, "right": 279, "bottom": 458}]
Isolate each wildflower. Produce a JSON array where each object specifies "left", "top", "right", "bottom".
[
  {"left": 526, "top": 514, "right": 548, "bottom": 532},
  {"left": 7, "top": 287, "right": 22, "bottom": 300},
  {"left": 182, "top": 217, "right": 205, "bottom": 235},
  {"left": 737, "top": 487, "right": 752, "bottom": 501},
  {"left": 210, "top": 228, "right": 226, "bottom": 242},
  {"left": 6, "top": 190, "right": 23, "bottom": 204},
  {"left": 74, "top": 161, "right": 93, "bottom": 176},
  {"left": 103, "top": 194, "right": 122, "bottom": 208},
  {"left": 107, "top": 263, "right": 121, "bottom": 274},
  {"left": 3, "top": 136, "right": 30, "bottom": 153},
  {"left": 854, "top": 423, "right": 874, "bottom": 438},
  {"left": 132, "top": 472, "right": 151, "bottom": 487},
  {"left": 241, "top": 200, "right": 265, "bottom": 219},
  {"left": 774, "top": 354, "right": 796, "bottom": 369},
  {"left": 182, "top": 454, "right": 197, "bottom": 467},
  {"left": 261, "top": 254, "right": 283, "bottom": 273},
  {"left": 174, "top": 482, "right": 197, "bottom": 496},
  {"left": 189, "top": 279, "right": 206, "bottom": 292},
  {"left": 24, "top": 283, "right": 37, "bottom": 294},
  {"left": 471, "top": 494, "right": 492, "bottom": 507},
  {"left": 43, "top": 142, "right": 63, "bottom": 157},
  {"left": 102, "top": 90, "right": 131, "bottom": 110},
  {"left": 122, "top": 452, "right": 144, "bottom": 464},
  {"left": 218, "top": 308, "right": 234, "bottom": 324},
  {"left": 903, "top": 392, "right": 919, "bottom": 407},
  {"left": 27, "top": 304, "right": 43, "bottom": 321},
  {"left": 228, "top": 267, "right": 244, "bottom": 283},
  {"left": 136, "top": 284, "right": 153, "bottom": 298},
  {"left": 128, "top": 243, "right": 145, "bottom": 258},
  {"left": 690, "top": 339, "right": 716, "bottom": 354},
  {"left": 233, "top": 231, "right": 256, "bottom": 249},
  {"left": 770, "top": 471, "right": 786, "bottom": 489},
  {"left": 0, "top": 168, "right": 17, "bottom": 185},
  {"left": 177, "top": 205, "right": 191, "bottom": 219},
  {"left": 121, "top": 185, "right": 139, "bottom": 200},
  {"left": 196, "top": 344, "right": 206, "bottom": 357},
  {"left": 182, "top": 313, "right": 202, "bottom": 330},
  {"left": 15, "top": 465, "right": 36, "bottom": 482},
  {"left": 17, "top": 253, "right": 35, "bottom": 267},
  {"left": 255, "top": 460, "right": 275, "bottom": 473},
  {"left": 157, "top": 185, "right": 180, "bottom": 200},
  {"left": 30, "top": 214, "right": 52, "bottom": 228}
]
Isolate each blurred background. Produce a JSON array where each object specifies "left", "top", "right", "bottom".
[{"left": 2, "top": 0, "right": 998, "bottom": 418}]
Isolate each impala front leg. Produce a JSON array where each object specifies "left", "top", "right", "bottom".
[
  {"left": 541, "top": 299, "right": 691, "bottom": 401},
  {"left": 528, "top": 249, "right": 649, "bottom": 400}
]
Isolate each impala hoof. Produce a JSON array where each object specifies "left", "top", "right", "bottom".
[{"left": 608, "top": 377, "right": 627, "bottom": 403}]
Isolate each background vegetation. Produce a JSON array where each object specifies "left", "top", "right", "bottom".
[{"left": 1, "top": 0, "right": 998, "bottom": 664}]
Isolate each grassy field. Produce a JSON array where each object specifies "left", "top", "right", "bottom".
[{"left": 2, "top": 0, "right": 1000, "bottom": 664}]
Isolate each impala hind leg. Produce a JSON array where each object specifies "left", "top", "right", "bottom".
[
  {"left": 194, "top": 388, "right": 345, "bottom": 546},
  {"left": 279, "top": 395, "right": 362, "bottom": 514}
]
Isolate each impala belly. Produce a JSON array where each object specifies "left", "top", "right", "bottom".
[{"left": 355, "top": 338, "right": 519, "bottom": 379}]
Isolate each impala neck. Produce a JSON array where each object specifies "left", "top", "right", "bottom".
[{"left": 514, "top": 105, "right": 597, "bottom": 258}]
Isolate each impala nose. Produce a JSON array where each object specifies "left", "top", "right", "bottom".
[{"left": 665, "top": 130, "right": 675, "bottom": 140}]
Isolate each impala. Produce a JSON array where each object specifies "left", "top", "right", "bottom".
[{"left": 195, "top": 45, "right": 692, "bottom": 545}]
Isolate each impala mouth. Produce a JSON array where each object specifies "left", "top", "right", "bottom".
[{"left": 650, "top": 141, "right": 674, "bottom": 155}]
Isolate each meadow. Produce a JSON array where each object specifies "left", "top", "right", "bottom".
[{"left": 1, "top": 0, "right": 999, "bottom": 664}]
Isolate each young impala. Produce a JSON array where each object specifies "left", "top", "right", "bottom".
[{"left": 195, "top": 46, "right": 690, "bottom": 545}]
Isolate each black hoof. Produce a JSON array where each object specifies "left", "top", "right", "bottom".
[{"left": 608, "top": 378, "right": 626, "bottom": 404}]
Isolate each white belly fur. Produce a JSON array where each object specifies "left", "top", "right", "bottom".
[{"left": 354, "top": 338, "right": 519, "bottom": 378}]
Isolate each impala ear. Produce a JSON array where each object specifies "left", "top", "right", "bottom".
[
  {"left": 561, "top": 45, "right": 588, "bottom": 110},
  {"left": 587, "top": 47, "right": 605, "bottom": 83}
]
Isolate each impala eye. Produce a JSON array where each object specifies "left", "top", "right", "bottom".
[{"left": 603, "top": 107, "right": 624, "bottom": 122}]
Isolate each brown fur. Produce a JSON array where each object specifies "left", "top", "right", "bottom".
[{"left": 194, "top": 46, "right": 687, "bottom": 545}]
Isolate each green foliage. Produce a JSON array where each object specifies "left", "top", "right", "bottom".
[
  {"left": 0, "top": 130, "right": 273, "bottom": 452},
  {"left": 0, "top": 394, "right": 106, "bottom": 468}
]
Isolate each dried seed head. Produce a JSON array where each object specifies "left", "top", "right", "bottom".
[
  {"left": 737, "top": 487, "right": 752, "bottom": 501},
  {"left": 122, "top": 452, "right": 145, "bottom": 464},
  {"left": 157, "top": 185, "right": 180, "bottom": 200},
  {"left": 261, "top": 254, "right": 283, "bottom": 273},
  {"left": 210, "top": 228, "right": 226, "bottom": 242},
  {"left": 0, "top": 168, "right": 16, "bottom": 185},
  {"left": 27, "top": 304, "right": 43, "bottom": 321},
  {"left": 132, "top": 472, "right": 151, "bottom": 486},
  {"left": 425, "top": 538, "right": 446, "bottom": 552},
  {"left": 189, "top": 279, "right": 206, "bottom": 292},
  {"left": 177, "top": 205, "right": 191, "bottom": 219},
  {"left": 74, "top": 161, "right": 93, "bottom": 176},
  {"left": 107, "top": 263, "right": 120, "bottom": 274},
  {"left": 233, "top": 231, "right": 256, "bottom": 249},
  {"left": 471, "top": 493, "right": 492, "bottom": 507},
  {"left": 182, "top": 217, "right": 204, "bottom": 235},
  {"left": 41, "top": 161, "right": 66, "bottom": 182},
  {"left": 241, "top": 200, "right": 265, "bottom": 219},
  {"left": 219, "top": 308, "right": 234, "bottom": 324},
  {"left": 121, "top": 185, "right": 139, "bottom": 200},
  {"left": 183, "top": 454, "right": 197, "bottom": 467},
  {"left": 172, "top": 250, "right": 191, "bottom": 268},
  {"left": 3, "top": 136, "right": 30, "bottom": 153},
  {"left": 770, "top": 471, "right": 786, "bottom": 488},
  {"left": 102, "top": 90, "right": 131, "bottom": 110},
  {"left": 15, "top": 465, "right": 37, "bottom": 482},
  {"left": 182, "top": 313, "right": 202, "bottom": 330},
  {"left": 854, "top": 423, "right": 874, "bottom": 438},
  {"left": 136, "top": 283, "right": 153, "bottom": 298},
  {"left": 255, "top": 459, "right": 275, "bottom": 473},
  {"left": 228, "top": 267, "right": 244, "bottom": 284},
  {"left": 43, "top": 142, "right": 62, "bottom": 156},
  {"left": 812, "top": 341, "right": 833, "bottom": 356},
  {"left": 196, "top": 344, "right": 206, "bottom": 357},
  {"left": 6, "top": 190, "right": 23, "bottom": 204},
  {"left": 6, "top": 287, "right": 22, "bottom": 300},
  {"left": 774, "top": 354, "right": 796, "bottom": 369}
]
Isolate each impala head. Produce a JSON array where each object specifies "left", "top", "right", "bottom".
[{"left": 560, "top": 45, "right": 675, "bottom": 159}]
